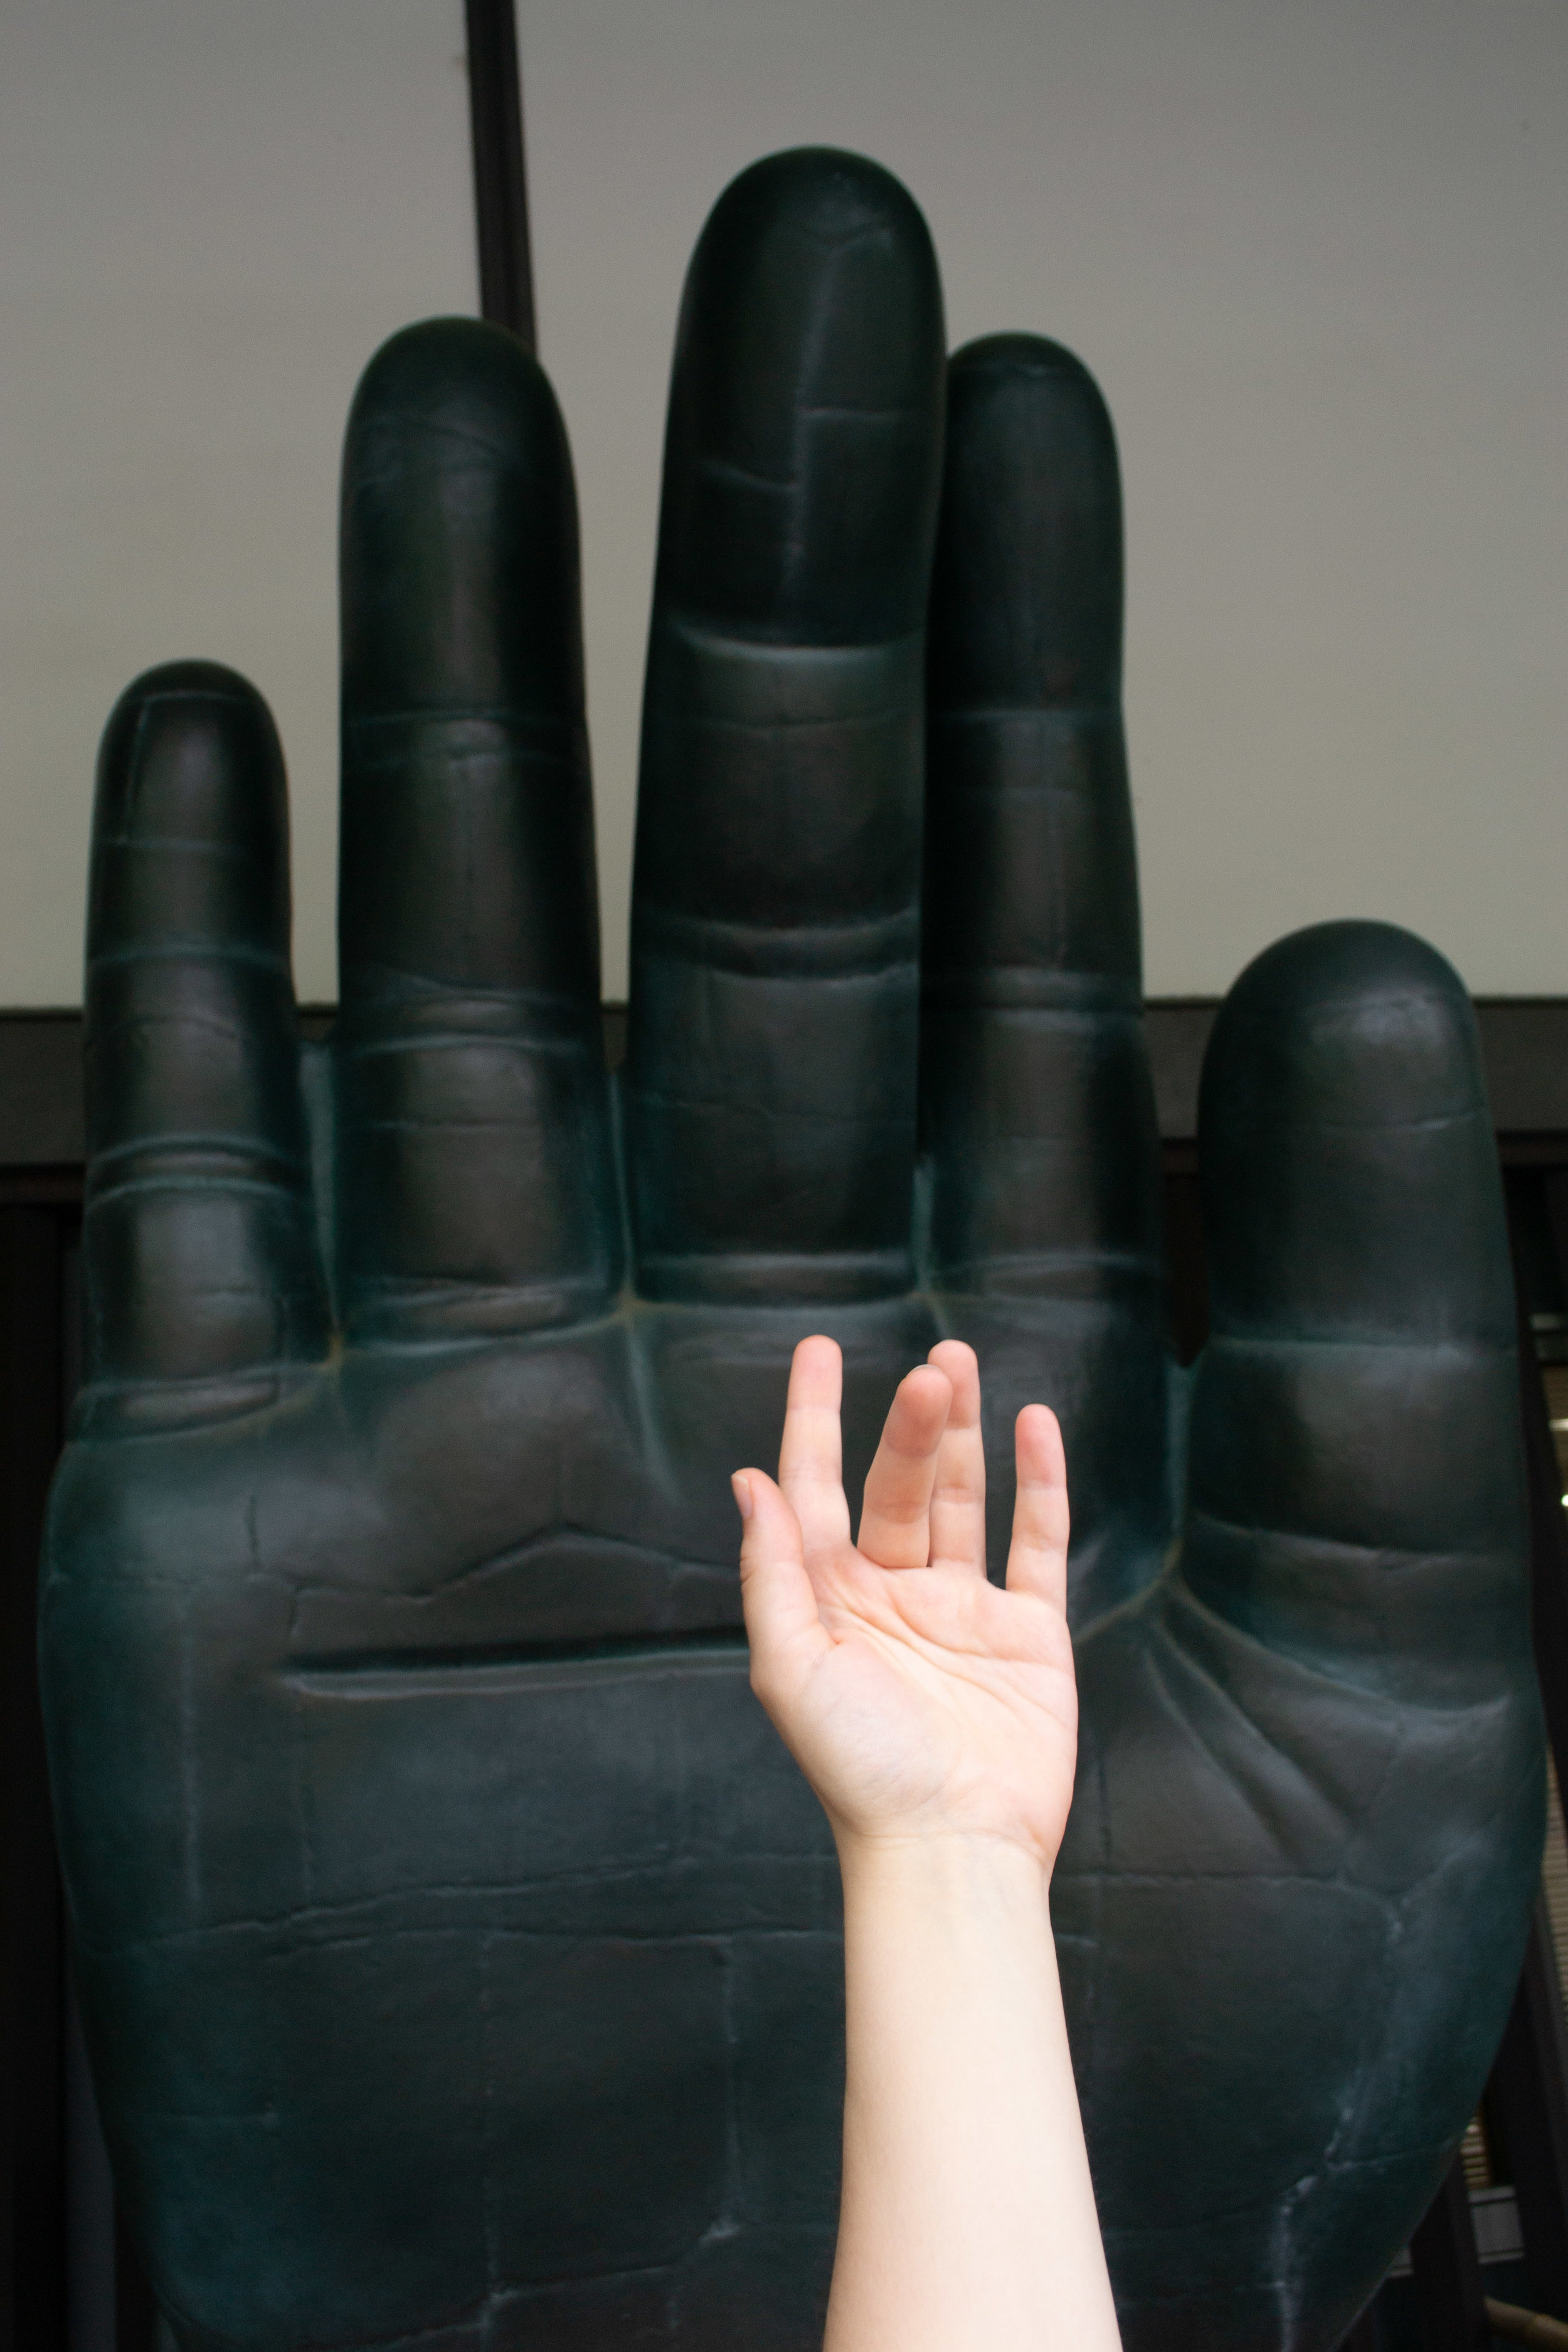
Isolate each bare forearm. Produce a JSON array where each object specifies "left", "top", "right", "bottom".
[
  {"left": 826, "top": 1836, "right": 1121, "bottom": 2352},
  {"left": 734, "top": 1345, "right": 1108, "bottom": 2344}
]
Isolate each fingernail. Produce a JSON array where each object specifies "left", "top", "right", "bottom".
[{"left": 731, "top": 1471, "right": 753, "bottom": 1521}]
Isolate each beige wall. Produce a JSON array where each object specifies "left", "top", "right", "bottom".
[
  {"left": 3, "top": 0, "right": 1564, "bottom": 1006},
  {"left": 0, "top": 0, "right": 476, "bottom": 1008}
]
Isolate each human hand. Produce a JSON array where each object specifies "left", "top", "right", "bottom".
[
  {"left": 737, "top": 1336, "right": 1078, "bottom": 1870},
  {"left": 743, "top": 1342, "right": 1120, "bottom": 2352}
]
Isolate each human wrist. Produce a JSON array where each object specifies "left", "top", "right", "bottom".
[{"left": 834, "top": 1824, "right": 1055, "bottom": 1917}]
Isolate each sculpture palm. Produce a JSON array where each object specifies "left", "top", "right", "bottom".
[{"left": 42, "top": 147, "right": 1541, "bottom": 2352}]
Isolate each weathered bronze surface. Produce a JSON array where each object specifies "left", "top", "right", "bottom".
[{"left": 42, "top": 147, "right": 1541, "bottom": 2351}]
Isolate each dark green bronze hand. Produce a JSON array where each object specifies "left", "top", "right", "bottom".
[{"left": 42, "top": 148, "right": 1542, "bottom": 2352}]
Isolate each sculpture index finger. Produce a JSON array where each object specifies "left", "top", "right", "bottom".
[
  {"left": 627, "top": 148, "right": 946, "bottom": 1305},
  {"left": 81, "top": 663, "right": 327, "bottom": 1428},
  {"left": 335, "top": 319, "right": 619, "bottom": 1342}
]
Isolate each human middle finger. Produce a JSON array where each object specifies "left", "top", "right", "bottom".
[
  {"left": 924, "top": 1340, "right": 987, "bottom": 1575},
  {"left": 856, "top": 1364, "right": 954, "bottom": 1570}
]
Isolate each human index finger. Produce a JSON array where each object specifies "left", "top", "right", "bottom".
[{"left": 778, "top": 1335, "right": 854, "bottom": 1562}]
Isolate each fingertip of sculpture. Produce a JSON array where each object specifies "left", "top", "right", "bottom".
[
  {"left": 698, "top": 141, "right": 938, "bottom": 268},
  {"left": 1205, "top": 916, "right": 1488, "bottom": 1135},
  {"left": 89, "top": 657, "right": 290, "bottom": 1004},
  {"left": 345, "top": 312, "right": 562, "bottom": 458},
  {"left": 654, "top": 145, "right": 946, "bottom": 651},
  {"left": 1200, "top": 918, "right": 1513, "bottom": 1348}
]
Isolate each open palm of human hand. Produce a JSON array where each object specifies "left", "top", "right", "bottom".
[{"left": 739, "top": 1337, "right": 1078, "bottom": 1865}]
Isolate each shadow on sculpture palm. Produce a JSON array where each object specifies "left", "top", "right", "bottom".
[{"left": 41, "top": 145, "right": 1542, "bottom": 2352}]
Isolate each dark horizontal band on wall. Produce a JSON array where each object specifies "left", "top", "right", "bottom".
[{"left": 0, "top": 1001, "right": 1563, "bottom": 1169}]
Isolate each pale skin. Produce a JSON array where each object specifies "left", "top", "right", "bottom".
[{"left": 733, "top": 1335, "right": 1123, "bottom": 2352}]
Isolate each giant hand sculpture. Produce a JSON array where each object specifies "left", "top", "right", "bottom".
[{"left": 42, "top": 147, "right": 1542, "bottom": 2352}]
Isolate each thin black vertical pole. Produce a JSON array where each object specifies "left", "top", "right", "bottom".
[
  {"left": 464, "top": 0, "right": 536, "bottom": 349},
  {"left": 1487, "top": 1903, "right": 1568, "bottom": 2319},
  {"left": 1409, "top": 2158, "right": 1490, "bottom": 2352},
  {"left": 1516, "top": 1291, "right": 1568, "bottom": 1803},
  {"left": 1338, "top": 2300, "right": 1384, "bottom": 2352},
  {"left": 63, "top": 1969, "right": 115, "bottom": 2349},
  {"left": 0, "top": 1205, "right": 68, "bottom": 2349},
  {"left": 1488, "top": 1183, "right": 1568, "bottom": 2326}
]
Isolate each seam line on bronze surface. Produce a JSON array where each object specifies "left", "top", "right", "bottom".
[{"left": 282, "top": 1631, "right": 750, "bottom": 1683}]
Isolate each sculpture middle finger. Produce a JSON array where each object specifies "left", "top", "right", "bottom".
[{"left": 625, "top": 148, "right": 946, "bottom": 1308}]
